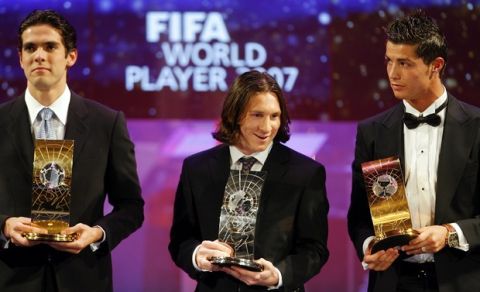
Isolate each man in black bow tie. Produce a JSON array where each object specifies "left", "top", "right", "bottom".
[{"left": 348, "top": 11, "right": 480, "bottom": 292}]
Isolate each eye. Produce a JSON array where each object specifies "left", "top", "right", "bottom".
[
  {"left": 23, "top": 44, "right": 35, "bottom": 52},
  {"left": 45, "top": 43, "right": 56, "bottom": 51}
]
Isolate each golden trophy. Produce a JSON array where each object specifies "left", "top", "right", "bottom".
[
  {"left": 23, "top": 140, "right": 77, "bottom": 242},
  {"left": 361, "top": 156, "right": 418, "bottom": 254}
]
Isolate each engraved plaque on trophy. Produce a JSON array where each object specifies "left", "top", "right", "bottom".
[
  {"left": 209, "top": 170, "right": 267, "bottom": 272},
  {"left": 361, "top": 156, "right": 418, "bottom": 254},
  {"left": 23, "top": 140, "right": 76, "bottom": 242}
]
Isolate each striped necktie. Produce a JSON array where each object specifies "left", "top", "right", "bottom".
[{"left": 38, "top": 108, "right": 55, "bottom": 139}]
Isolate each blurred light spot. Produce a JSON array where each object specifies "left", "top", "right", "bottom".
[
  {"left": 148, "top": 108, "right": 157, "bottom": 116},
  {"left": 445, "top": 78, "right": 458, "bottom": 88},
  {"left": 465, "top": 73, "right": 472, "bottom": 81},
  {"left": 334, "top": 35, "right": 343, "bottom": 44},
  {"left": 378, "top": 79, "right": 389, "bottom": 90},
  {"left": 346, "top": 21, "right": 354, "bottom": 29},
  {"left": 3, "top": 49, "right": 12, "bottom": 58},
  {"left": 63, "top": 1, "right": 72, "bottom": 9},
  {"left": 360, "top": 64, "right": 367, "bottom": 76},
  {"left": 7, "top": 88, "right": 15, "bottom": 97},
  {"left": 320, "top": 55, "right": 328, "bottom": 63},
  {"left": 93, "top": 53, "right": 104, "bottom": 65},
  {"left": 318, "top": 12, "right": 331, "bottom": 25},
  {"left": 82, "top": 67, "right": 91, "bottom": 76},
  {"left": 99, "top": 0, "right": 113, "bottom": 12}
]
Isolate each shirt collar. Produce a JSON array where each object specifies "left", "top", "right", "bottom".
[
  {"left": 25, "top": 86, "right": 71, "bottom": 125},
  {"left": 229, "top": 142, "right": 274, "bottom": 166},
  {"left": 403, "top": 87, "right": 448, "bottom": 116}
]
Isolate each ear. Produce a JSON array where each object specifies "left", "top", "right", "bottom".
[
  {"left": 66, "top": 49, "right": 78, "bottom": 68},
  {"left": 431, "top": 57, "right": 445, "bottom": 73}
]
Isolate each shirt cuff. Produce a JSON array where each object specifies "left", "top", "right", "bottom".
[
  {"left": 267, "top": 267, "right": 283, "bottom": 290},
  {"left": 192, "top": 244, "right": 210, "bottom": 272},
  {"left": 451, "top": 223, "right": 469, "bottom": 251},
  {"left": 89, "top": 225, "right": 106, "bottom": 252},
  {"left": 361, "top": 236, "right": 376, "bottom": 270}
]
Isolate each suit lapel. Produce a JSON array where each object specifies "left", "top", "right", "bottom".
[
  {"left": 258, "top": 143, "right": 289, "bottom": 216},
  {"left": 435, "top": 95, "right": 472, "bottom": 223},
  {"left": 8, "top": 96, "right": 34, "bottom": 175},
  {"left": 64, "top": 93, "right": 88, "bottom": 163},
  {"left": 205, "top": 145, "right": 230, "bottom": 237},
  {"left": 375, "top": 104, "right": 405, "bottom": 170}
]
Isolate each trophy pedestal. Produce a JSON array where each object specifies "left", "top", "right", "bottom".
[
  {"left": 209, "top": 256, "right": 264, "bottom": 272},
  {"left": 23, "top": 219, "right": 77, "bottom": 242},
  {"left": 371, "top": 229, "right": 419, "bottom": 255},
  {"left": 23, "top": 232, "right": 77, "bottom": 242}
]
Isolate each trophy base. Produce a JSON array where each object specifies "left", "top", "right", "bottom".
[
  {"left": 23, "top": 232, "right": 77, "bottom": 242},
  {"left": 371, "top": 229, "right": 419, "bottom": 259},
  {"left": 209, "top": 256, "right": 264, "bottom": 272}
]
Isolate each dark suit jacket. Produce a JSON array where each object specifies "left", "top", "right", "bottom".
[
  {"left": 348, "top": 94, "right": 480, "bottom": 292},
  {"left": 169, "top": 143, "right": 329, "bottom": 291},
  {"left": 0, "top": 93, "right": 144, "bottom": 292}
]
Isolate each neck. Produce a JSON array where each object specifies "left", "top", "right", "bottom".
[
  {"left": 406, "top": 82, "right": 444, "bottom": 112},
  {"left": 27, "top": 83, "right": 66, "bottom": 106}
]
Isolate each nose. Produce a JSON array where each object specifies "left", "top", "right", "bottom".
[
  {"left": 259, "top": 117, "right": 272, "bottom": 133},
  {"left": 33, "top": 48, "right": 46, "bottom": 62},
  {"left": 387, "top": 63, "right": 399, "bottom": 80}
]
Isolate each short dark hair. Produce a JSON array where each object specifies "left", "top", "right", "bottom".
[
  {"left": 18, "top": 9, "right": 77, "bottom": 55},
  {"left": 212, "top": 70, "right": 291, "bottom": 145},
  {"left": 386, "top": 10, "right": 447, "bottom": 74}
]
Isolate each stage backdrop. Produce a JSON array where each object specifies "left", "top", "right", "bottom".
[{"left": 0, "top": 1, "right": 479, "bottom": 291}]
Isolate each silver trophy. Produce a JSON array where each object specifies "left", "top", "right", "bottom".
[{"left": 209, "top": 170, "right": 267, "bottom": 272}]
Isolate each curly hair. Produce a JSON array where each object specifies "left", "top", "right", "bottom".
[
  {"left": 18, "top": 9, "right": 77, "bottom": 55},
  {"left": 212, "top": 70, "right": 290, "bottom": 145},
  {"left": 386, "top": 10, "right": 447, "bottom": 75}
]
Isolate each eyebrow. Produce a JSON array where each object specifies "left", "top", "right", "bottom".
[{"left": 23, "top": 41, "right": 60, "bottom": 48}]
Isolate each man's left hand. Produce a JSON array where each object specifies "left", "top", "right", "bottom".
[
  {"left": 221, "top": 258, "right": 279, "bottom": 288},
  {"left": 47, "top": 223, "right": 103, "bottom": 254},
  {"left": 402, "top": 225, "right": 448, "bottom": 255}
]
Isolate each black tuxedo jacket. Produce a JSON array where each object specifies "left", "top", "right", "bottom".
[
  {"left": 0, "top": 93, "right": 144, "bottom": 292},
  {"left": 348, "top": 94, "right": 480, "bottom": 292},
  {"left": 169, "top": 143, "right": 329, "bottom": 291}
]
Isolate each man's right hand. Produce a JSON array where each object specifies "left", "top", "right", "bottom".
[
  {"left": 3, "top": 217, "right": 47, "bottom": 247},
  {"left": 195, "top": 240, "right": 233, "bottom": 272},
  {"left": 363, "top": 247, "right": 399, "bottom": 271}
]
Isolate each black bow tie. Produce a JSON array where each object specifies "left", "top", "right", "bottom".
[{"left": 403, "top": 101, "right": 447, "bottom": 129}]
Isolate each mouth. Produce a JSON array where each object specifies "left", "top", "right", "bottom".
[
  {"left": 32, "top": 67, "right": 50, "bottom": 73},
  {"left": 254, "top": 134, "right": 269, "bottom": 141},
  {"left": 390, "top": 84, "right": 404, "bottom": 90}
]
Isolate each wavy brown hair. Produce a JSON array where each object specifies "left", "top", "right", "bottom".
[{"left": 212, "top": 70, "right": 290, "bottom": 145}]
